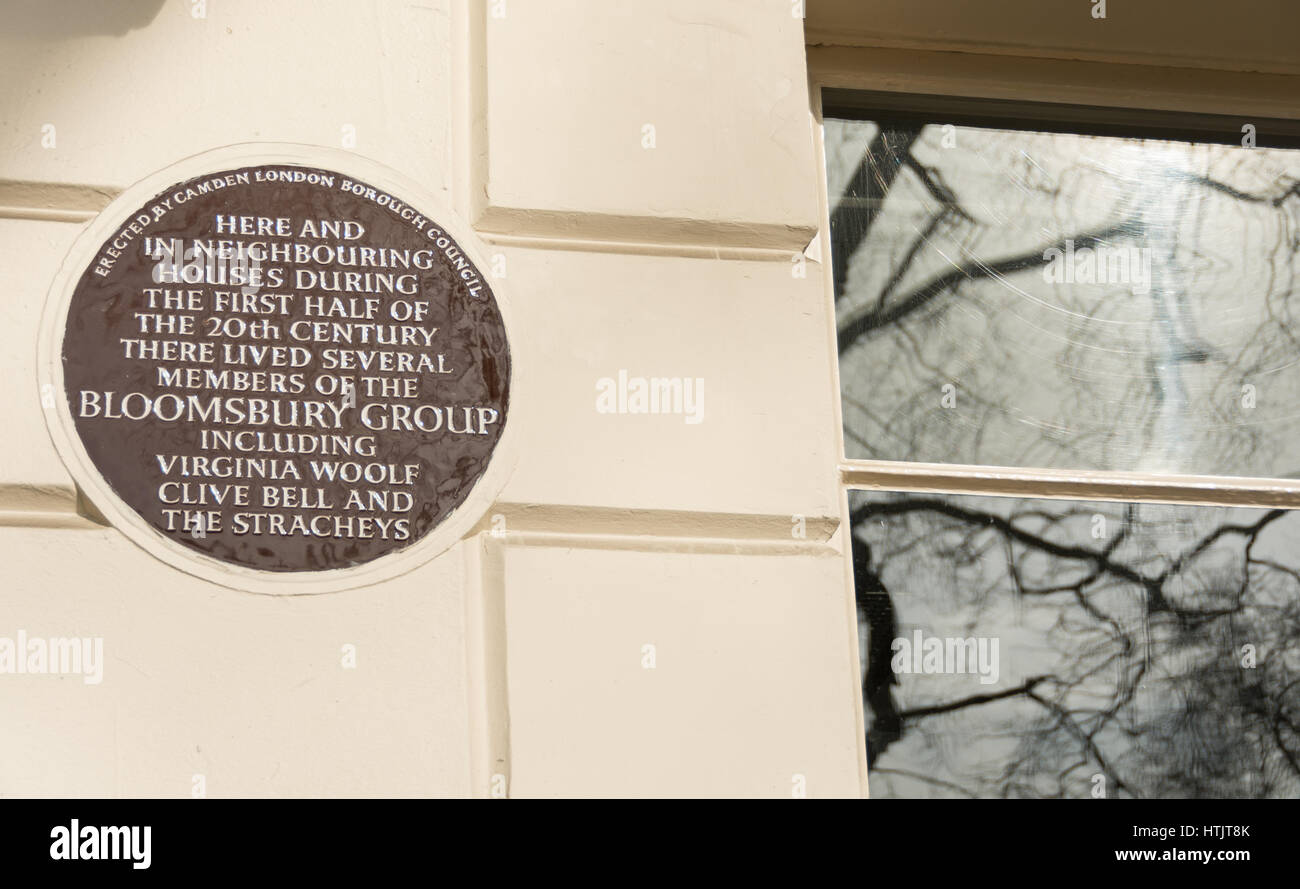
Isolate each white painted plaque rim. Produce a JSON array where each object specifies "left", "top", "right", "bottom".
[{"left": 38, "top": 143, "right": 519, "bottom": 594}]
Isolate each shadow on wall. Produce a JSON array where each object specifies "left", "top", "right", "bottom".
[{"left": 6, "top": 0, "right": 164, "bottom": 38}]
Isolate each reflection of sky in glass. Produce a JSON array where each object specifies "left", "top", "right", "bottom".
[
  {"left": 850, "top": 489, "right": 1300, "bottom": 799},
  {"left": 828, "top": 119, "right": 1300, "bottom": 478}
]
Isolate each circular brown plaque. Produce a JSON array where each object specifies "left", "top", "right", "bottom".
[{"left": 46, "top": 153, "right": 511, "bottom": 582}]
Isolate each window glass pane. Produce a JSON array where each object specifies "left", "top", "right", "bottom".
[
  {"left": 827, "top": 116, "right": 1300, "bottom": 477},
  {"left": 849, "top": 489, "right": 1300, "bottom": 799}
]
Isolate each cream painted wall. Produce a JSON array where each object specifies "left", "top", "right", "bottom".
[{"left": 0, "top": 0, "right": 863, "bottom": 797}]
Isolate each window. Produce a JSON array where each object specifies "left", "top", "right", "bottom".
[{"left": 826, "top": 93, "right": 1300, "bottom": 798}]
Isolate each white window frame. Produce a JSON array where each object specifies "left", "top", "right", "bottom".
[{"left": 807, "top": 43, "right": 1300, "bottom": 795}]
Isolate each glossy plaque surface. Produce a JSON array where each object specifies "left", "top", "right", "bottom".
[{"left": 60, "top": 164, "right": 510, "bottom": 572}]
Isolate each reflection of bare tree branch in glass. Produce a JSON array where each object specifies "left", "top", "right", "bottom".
[
  {"left": 849, "top": 491, "right": 1300, "bottom": 799},
  {"left": 837, "top": 218, "right": 1139, "bottom": 351},
  {"left": 853, "top": 535, "right": 899, "bottom": 767},
  {"left": 830, "top": 128, "right": 919, "bottom": 301},
  {"left": 826, "top": 119, "right": 1300, "bottom": 477}
]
